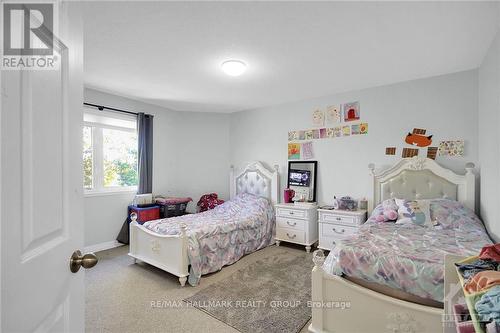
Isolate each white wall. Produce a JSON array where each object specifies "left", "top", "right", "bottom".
[
  {"left": 478, "top": 30, "right": 500, "bottom": 242},
  {"left": 230, "top": 70, "right": 479, "bottom": 209},
  {"left": 84, "top": 88, "right": 230, "bottom": 247}
]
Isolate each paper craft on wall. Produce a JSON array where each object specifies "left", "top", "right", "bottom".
[
  {"left": 343, "top": 101, "right": 360, "bottom": 122},
  {"left": 305, "top": 130, "right": 313, "bottom": 140},
  {"left": 288, "top": 143, "right": 301, "bottom": 160},
  {"left": 402, "top": 148, "right": 419, "bottom": 158},
  {"left": 405, "top": 128, "right": 433, "bottom": 147},
  {"left": 427, "top": 147, "right": 438, "bottom": 160},
  {"left": 312, "top": 129, "right": 320, "bottom": 139},
  {"left": 386, "top": 147, "right": 396, "bottom": 155},
  {"left": 298, "top": 130, "right": 305, "bottom": 140},
  {"left": 320, "top": 128, "right": 327, "bottom": 138},
  {"left": 325, "top": 105, "right": 341, "bottom": 125},
  {"left": 326, "top": 128, "right": 334, "bottom": 138},
  {"left": 438, "top": 140, "right": 464, "bottom": 157},
  {"left": 302, "top": 141, "right": 314, "bottom": 159},
  {"left": 288, "top": 131, "right": 298, "bottom": 141},
  {"left": 334, "top": 127, "right": 342, "bottom": 137},
  {"left": 312, "top": 109, "right": 325, "bottom": 127}
]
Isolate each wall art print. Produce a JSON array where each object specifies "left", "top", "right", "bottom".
[
  {"left": 438, "top": 140, "right": 464, "bottom": 157},
  {"left": 343, "top": 101, "right": 360, "bottom": 122},
  {"left": 325, "top": 105, "right": 341, "bottom": 125},
  {"left": 312, "top": 109, "right": 325, "bottom": 127}
]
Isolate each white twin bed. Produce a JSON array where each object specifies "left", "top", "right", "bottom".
[
  {"left": 128, "top": 161, "right": 279, "bottom": 286},
  {"left": 309, "top": 157, "right": 492, "bottom": 333}
]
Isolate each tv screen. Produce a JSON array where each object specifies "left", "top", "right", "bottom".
[{"left": 289, "top": 169, "right": 311, "bottom": 187}]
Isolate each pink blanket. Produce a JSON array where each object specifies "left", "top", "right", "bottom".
[{"left": 155, "top": 197, "right": 192, "bottom": 205}]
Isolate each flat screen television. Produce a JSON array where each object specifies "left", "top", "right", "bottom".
[{"left": 288, "top": 169, "right": 311, "bottom": 187}]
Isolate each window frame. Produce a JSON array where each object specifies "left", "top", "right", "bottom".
[{"left": 83, "top": 108, "right": 138, "bottom": 196}]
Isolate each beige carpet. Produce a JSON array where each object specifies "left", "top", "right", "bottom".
[{"left": 85, "top": 244, "right": 313, "bottom": 333}]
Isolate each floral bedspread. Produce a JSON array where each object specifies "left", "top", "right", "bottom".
[
  {"left": 143, "top": 193, "right": 275, "bottom": 286},
  {"left": 323, "top": 199, "right": 492, "bottom": 302}
]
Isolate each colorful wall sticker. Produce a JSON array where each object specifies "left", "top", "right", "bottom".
[
  {"left": 402, "top": 148, "right": 419, "bottom": 158},
  {"left": 427, "top": 147, "right": 438, "bottom": 160},
  {"left": 298, "top": 130, "right": 305, "bottom": 140},
  {"left": 319, "top": 128, "right": 327, "bottom": 138},
  {"left": 386, "top": 147, "right": 397, "bottom": 155},
  {"left": 312, "top": 129, "right": 320, "bottom": 139},
  {"left": 405, "top": 128, "right": 433, "bottom": 147},
  {"left": 343, "top": 101, "right": 360, "bottom": 122},
  {"left": 326, "top": 128, "right": 335, "bottom": 138},
  {"left": 334, "top": 127, "right": 342, "bottom": 137},
  {"left": 288, "top": 143, "right": 301, "bottom": 159},
  {"left": 288, "top": 131, "right": 298, "bottom": 141},
  {"left": 438, "top": 140, "right": 464, "bottom": 157}
]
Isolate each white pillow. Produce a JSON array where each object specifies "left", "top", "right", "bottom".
[{"left": 394, "top": 199, "right": 431, "bottom": 226}]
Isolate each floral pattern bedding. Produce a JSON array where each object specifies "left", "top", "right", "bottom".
[
  {"left": 143, "top": 193, "right": 275, "bottom": 286},
  {"left": 323, "top": 199, "right": 492, "bottom": 302}
]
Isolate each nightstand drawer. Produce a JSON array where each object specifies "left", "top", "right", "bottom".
[
  {"left": 319, "top": 213, "right": 355, "bottom": 225},
  {"left": 321, "top": 224, "right": 358, "bottom": 238},
  {"left": 276, "top": 227, "right": 305, "bottom": 244},
  {"left": 276, "top": 217, "right": 305, "bottom": 231},
  {"left": 319, "top": 235, "right": 339, "bottom": 251},
  {"left": 276, "top": 207, "right": 307, "bottom": 219}
]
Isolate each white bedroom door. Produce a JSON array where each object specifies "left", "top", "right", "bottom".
[{"left": 1, "top": 2, "right": 86, "bottom": 332}]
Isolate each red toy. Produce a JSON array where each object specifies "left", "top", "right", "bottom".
[{"left": 197, "top": 193, "right": 224, "bottom": 212}]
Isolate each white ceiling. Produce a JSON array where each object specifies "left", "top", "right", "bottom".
[{"left": 84, "top": 1, "right": 500, "bottom": 113}]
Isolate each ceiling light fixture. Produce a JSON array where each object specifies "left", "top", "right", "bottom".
[{"left": 221, "top": 59, "right": 247, "bottom": 76}]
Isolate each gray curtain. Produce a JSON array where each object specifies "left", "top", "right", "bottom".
[{"left": 137, "top": 113, "right": 153, "bottom": 194}]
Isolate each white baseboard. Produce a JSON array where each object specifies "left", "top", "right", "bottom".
[{"left": 84, "top": 240, "right": 124, "bottom": 253}]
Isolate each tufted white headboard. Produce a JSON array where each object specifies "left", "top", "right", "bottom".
[
  {"left": 369, "top": 157, "right": 475, "bottom": 213},
  {"left": 229, "top": 162, "right": 279, "bottom": 205}
]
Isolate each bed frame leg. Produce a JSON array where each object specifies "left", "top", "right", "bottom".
[
  {"left": 179, "top": 276, "right": 187, "bottom": 287},
  {"left": 305, "top": 245, "right": 311, "bottom": 253},
  {"left": 133, "top": 258, "right": 137, "bottom": 264},
  {"left": 276, "top": 240, "right": 280, "bottom": 246}
]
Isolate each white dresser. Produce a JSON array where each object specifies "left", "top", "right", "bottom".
[
  {"left": 274, "top": 203, "right": 318, "bottom": 253},
  {"left": 318, "top": 209, "right": 367, "bottom": 251}
]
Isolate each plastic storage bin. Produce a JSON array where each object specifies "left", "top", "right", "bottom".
[{"left": 128, "top": 205, "right": 160, "bottom": 224}]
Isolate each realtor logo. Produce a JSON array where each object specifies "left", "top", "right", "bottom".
[{"left": 1, "top": 2, "right": 59, "bottom": 70}]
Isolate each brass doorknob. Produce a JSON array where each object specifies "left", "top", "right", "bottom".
[{"left": 70, "top": 250, "right": 98, "bottom": 273}]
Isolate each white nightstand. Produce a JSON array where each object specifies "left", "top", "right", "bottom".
[
  {"left": 275, "top": 203, "right": 318, "bottom": 253},
  {"left": 318, "top": 209, "right": 367, "bottom": 251}
]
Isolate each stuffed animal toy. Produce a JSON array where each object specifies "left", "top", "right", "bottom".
[{"left": 375, "top": 199, "right": 399, "bottom": 222}]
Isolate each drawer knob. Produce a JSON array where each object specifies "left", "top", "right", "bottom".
[
  {"left": 336, "top": 217, "right": 342, "bottom": 221},
  {"left": 286, "top": 233, "right": 297, "bottom": 239},
  {"left": 332, "top": 227, "right": 345, "bottom": 234},
  {"left": 289, "top": 211, "right": 294, "bottom": 215},
  {"left": 287, "top": 221, "right": 297, "bottom": 226}
]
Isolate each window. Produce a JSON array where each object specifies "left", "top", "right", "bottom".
[{"left": 83, "top": 108, "right": 138, "bottom": 194}]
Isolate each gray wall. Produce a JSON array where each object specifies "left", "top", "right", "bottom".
[
  {"left": 478, "top": 30, "right": 500, "bottom": 242},
  {"left": 85, "top": 67, "right": 492, "bottom": 247},
  {"left": 84, "top": 88, "right": 230, "bottom": 247},
  {"left": 230, "top": 70, "right": 479, "bottom": 208}
]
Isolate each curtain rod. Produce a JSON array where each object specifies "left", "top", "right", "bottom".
[{"left": 84, "top": 102, "right": 139, "bottom": 116}]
